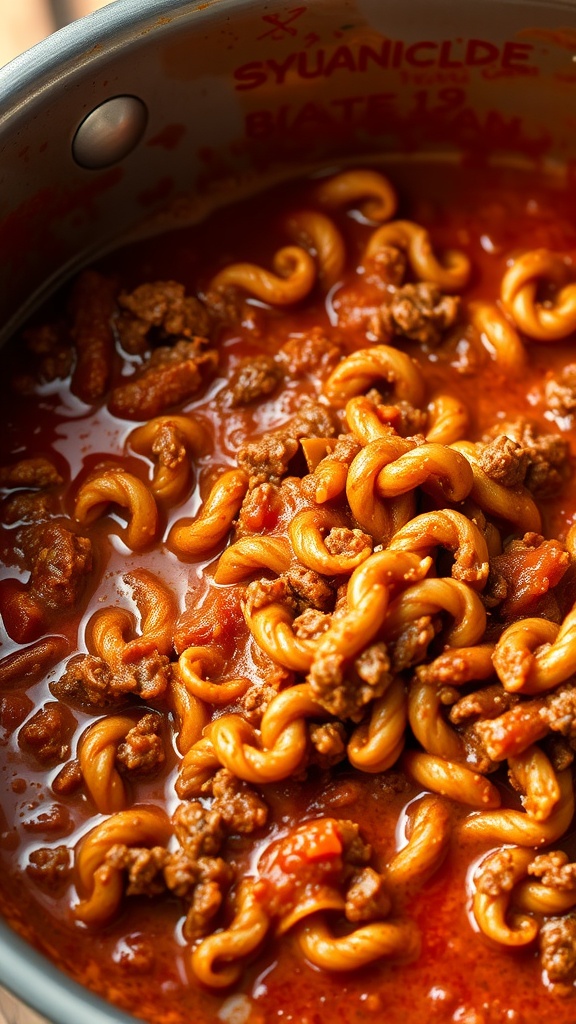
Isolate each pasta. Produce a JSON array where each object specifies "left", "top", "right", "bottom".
[{"left": 2, "top": 162, "right": 576, "bottom": 1024}]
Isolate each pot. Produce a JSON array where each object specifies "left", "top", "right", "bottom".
[{"left": 0, "top": 0, "right": 575, "bottom": 1021}]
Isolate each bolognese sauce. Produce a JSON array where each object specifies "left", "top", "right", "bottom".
[{"left": 0, "top": 162, "right": 576, "bottom": 1024}]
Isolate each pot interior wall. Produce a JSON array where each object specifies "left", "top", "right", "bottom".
[{"left": 1, "top": 0, "right": 575, "bottom": 339}]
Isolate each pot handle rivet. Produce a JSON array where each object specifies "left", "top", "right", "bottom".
[{"left": 72, "top": 95, "right": 148, "bottom": 170}]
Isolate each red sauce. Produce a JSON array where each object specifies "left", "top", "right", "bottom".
[{"left": 0, "top": 162, "right": 576, "bottom": 1024}]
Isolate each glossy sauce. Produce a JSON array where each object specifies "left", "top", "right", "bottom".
[{"left": 0, "top": 163, "right": 576, "bottom": 1024}]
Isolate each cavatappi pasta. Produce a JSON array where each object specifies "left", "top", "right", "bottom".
[{"left": 2, "top": 163, "right": 576, "bottom": 1024}]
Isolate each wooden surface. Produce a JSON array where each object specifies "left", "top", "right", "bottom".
[{"left": 0, "top": 0, "right": 113, "bottom": 68}]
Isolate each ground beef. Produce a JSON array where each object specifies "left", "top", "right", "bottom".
[
  {"left": 237, "top": 433, "right": 299, "bottom": 488},
  {"left": 173, "top": 801, "right": 224, "bottom": 860},
  {"left": 289, "top": 399, "right": 339, "bottom": 440},
  {"left": 545, "top": 364, "right": 576, "bottom": 418},
  {"left": 236, "top": 400, "right": 338, "bottom": 488},
  {"left": 150, "top": 421, "right": 188, "bottom": 470},
  {"left": 22, "top": 803, "right": 72, "bottom": 835},
  {"left": 474, "top": 849, "right": 517, "bottom": 897},
  {"left": 210, "top": 769, "right": 268, "bottom": 833},
  {"left": 540, "top": 916, "right": 576, "bottom": 984},
  {"left": 19, "top": 703, "right": 76, "bottom": 763},
  {"left": 389, "top": 616, "right": 438, "bottom": 672},
  {"left": 53, "top": 652, "right": 171, "bottom": 708},
  {"left": 116, "top": 713, "right": 165, "bottom": 775},
  {"left": 278, "top": 328, "right": 342, "bottom": 377},
  {"left": 293, "top": 607, "right": 332, "bottom": 640},
  {"left": 17, "top": 322, "right": 73, "bottom": 388},
  {"left": 309, "top": 722, "right": 347, "bottom": 767},
  {"left": 478, "top": 435, "right": 530, "bottom": 487},
  {"left": 244, "top": 568, "right": 334, "bottom": 620},
  {"left": 449, "top": 685, "right": 518, "bottom": 725},
  {"left": 528, "top": 851, "right": 576, "bottom": 890},
  {"left": 224, "top": 355, "right": 283, "bottom": 406},
  {"left": 308, "top": 643, "right": 392, "bottom": 719},
  {"left": 239, "top": 682, "right": 279, "bottom": 725},
  {"left": 51, "top": 759, "right": 83, "bottom": 796},
  {"left": 1, "top": 492, "right": 56, "bottom": 525},
  {"left": 541, "top": 684, "right": 576, "bottom": 738},
  {"left": 373, "top": 282, "right": 459, "bottom": 345},
  {"left": 19, "top": 522, "right": 92, "bottom": 611},
  {"left": 109, "top": 338, "right": 218, "bottom": 420},
  {"left": 117, "top": 281, "right": 212, "bottom": 355},
  {"left": 483, "top": 418, "right": 571, "bottom": 497},
  {"left": 285, "top": 565, "right": 335, "bottom": 612},
  {"left": 338, "top": 819, "right": 372, "bottom": 865},
  {"left": 202, "top": 286, "right": 265, "bottom": 335},
  {"left": 26, "top": 845, "right": 71, "bottom": 889},
  {"left": 69, "top": 271, "right": 117, "bottom": 403},
  {"left": 345, "top": 867, "right": 391, "bottom": 923},
  {"left": 0, "top": 458, "right": 63, "bottom": 490},
  {"left": 105, "top": 844, "right": 168, "bottom": 897},
  {"left": 324, "top": 526, "right": 372, "bottom": 558}
]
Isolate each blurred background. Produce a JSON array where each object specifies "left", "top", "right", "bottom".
[{"left": 0, "top": 0, "right": 114, "bottom": 67}]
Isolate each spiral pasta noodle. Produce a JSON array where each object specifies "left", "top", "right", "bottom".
[
  {"left": 501, "top": 249, "right": 576, "bottom": 341},
  {"left": 208, "top": 245, "right": 316, "bottom": 305},
  {"left": 364, "top": 220, "right": 471, "bottom": 292}
]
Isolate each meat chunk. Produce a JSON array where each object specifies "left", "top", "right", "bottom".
[
  {"left": 390, "top": 615, "right": 438, "bottom": 672},
  {"left": 173, "top": 801, "right": 224, "bottom": 860},
  {"left": 19, "top": 703, "right": 76, "bottom": 763},
  {"left": 1, "top": 492, "right": 56, "bottom": 525},
  {"left": 279, "top": 328, "right": 342, "bottom": 377},
  {"left": 289, "top": 399, "right": 339, "bottom": 440},
  {"left": 117, "top": 281, "right": 212, "bottom": 355},
  {"left": 105, "top": 844, "right": 168, "bottom": 897},
  {"left": 308, "top": 642, "right": 392, "bottom": 719},
  {"left": 52, "top": 759, "right": 83, "bottom": 796},
  {"left": 293, "top": 607, "right": 332, "bottom": 640},
  {"left": 540, "top": 915, "right": 576, "bottom": 984},
  {"left": 20, "top": 522, "right": 92, "bottom": 611},
  {"left": 345, "top": 867, "right": 391, "bottom": 923},
  {"left": 528, "top": 851, "right": 576, "bottom": 891},
  {"left": 210, "top": 769, "right": 268, "bottom": 833},
  {"left": 224, "top": 355, "right": 282, "bottom": 406},
  {"left": 545, "top": 364, "right": 576, "bottom": 418},
  {"left": 237, "top": 433, "right": 299, "bottom": 488},
  {"left": 309, "top": 722, "right": 347, "bottom": 767},
  {"left": 116, "top": 713, "right": 165, "bottom": 775},
  {"left": 483, "top": 418, "right": 571, "bottom": 497},
  {"left": 26, "top": 845, "right": 71, "bottom": 889},
  {"left": 474, "top": 848, "right": 517, "bottom": 897},
  {"left": 449, "top": 685, "right": 518, "bottom": 725},
  {"left": 69, "top": 271, "right": 117, "bottom": 403},
  {"left": 478, "top": 435, "right": 530, "bottom": 488},
  {"left": 109, "top": 339, "right": 218, "bottom": 420},
  {"left": 17, "top": 322, "right": 73, "bottom": 389},
  {"left": 324, "top": 527, "right": 372, "bottom": 558},
  {"left": 541, "top": 684, "right": 576, "bottom": 737},
  {"left": 373, "top": 282, "right": 459, "bottom": 345},
  {"left": 0, "top": 458, "right": 62, "bottom": 489},
  {"left": 237, "top": 400, "right": 338, "bottom": 488},
  {"left": 53, "top": 652, "right": 171, "bottom": 707},
  {"left": 244, "top": 568, "right": 334, "bottom": 621}
]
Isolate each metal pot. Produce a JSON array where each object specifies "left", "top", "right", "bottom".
[{"left": 1, "top": 0, "right": 575, "bottom": 1020}]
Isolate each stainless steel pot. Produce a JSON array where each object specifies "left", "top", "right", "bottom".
[{"left": 1, "top": 0, "right": 576, "bottom": 1020}]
